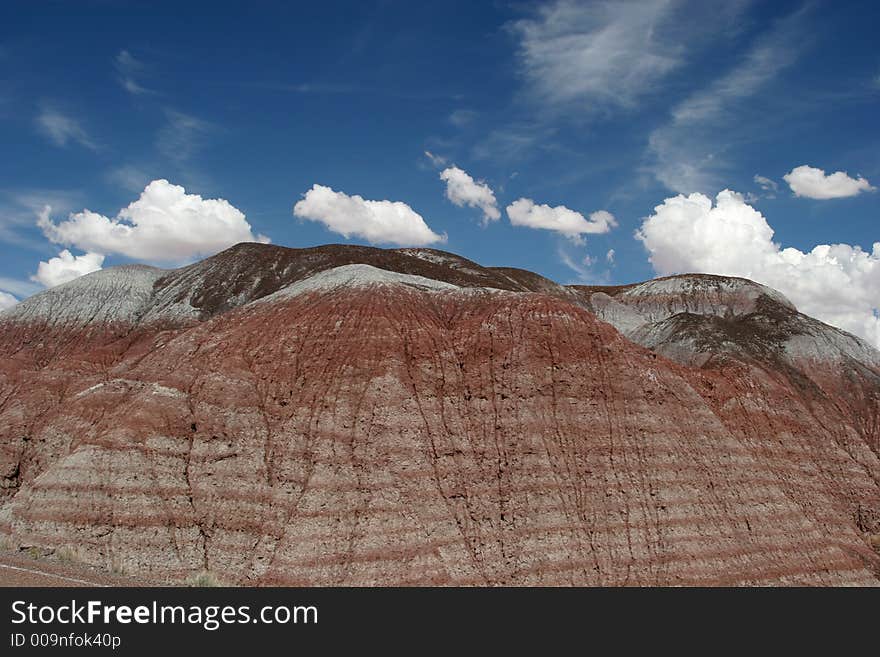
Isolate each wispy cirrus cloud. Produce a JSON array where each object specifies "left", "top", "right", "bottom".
[
  {"left": 0, "top": 188, "right": 83, "bottom": 248},
  {"left": 507, "top": 0, "right": 752, "bottom": 116},
  {"left": 115, "top": 49, "right": 153, "bottom": 96},
  {"left": 157, "top": 109, "right": 213, "bottom": 163},
  {"left": 476, "top": 0, "right": 750, "bottom": 164},
  {"left": 557, "top": 242, "right": 614, "bottom": 285},
  {"left": 0, "top": 277, "right": 42, "bottom": 298},
  {"left": 449, "top": 109, "right": 477, "bottom": 127},
  {"left": 255, "top": 81, "right": 360, "bottom": 95},
  {"left": 105, "top": 164, "right": 156, "bottom": 194},
  {"left": 254, "top": 80, "right": 462, "bottom": 103},
  {"left": 753, "top": 174, "right": 779, "bottom": 197},
  {"left": 508, "top": 0, "right": 684, "bottom": 114},
  {"left": 35, "top": 106, "right": 97, "bottom": 150},
  {"left": 423, "top": 150, "right": 448, "bottom": 168},
  {"left": 471, "top": 122, "right": 555, "bottom": 162},
  {"left": 646, "top": 6, "right": 808, "bottom": 193},
  {"left": 667, "top": 32, "right": 798, "bottom": 125}
]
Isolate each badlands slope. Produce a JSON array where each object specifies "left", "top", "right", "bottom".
[{"left": 0, "top": 243, "right": 878, "bottom": 585}]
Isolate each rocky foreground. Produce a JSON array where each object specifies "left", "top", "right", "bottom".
[{"left": 0, "top": 243, "right": 878, "bottom": 585}]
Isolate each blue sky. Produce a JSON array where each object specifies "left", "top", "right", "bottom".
[{"left": 1, "top": 1, "right": 879, "bottom": 343}]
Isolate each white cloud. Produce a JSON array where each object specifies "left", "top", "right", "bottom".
[
  {"left": 507, "top": 198, "right": 617, "bottom": 243},
  {"left": 0, "top": 190, "right": 82, "bottom": 248},
  {"left": 31, "top": 250, "right": 104, "bottom": 288},
  {"left": 439, "top": 166, "right": 500, "bottom": 225},
  {"left": 509, "top": 0, "right": 683, "bottom": 112},
  {"left": 558, "top": 245, "right": 591, "bottom": 281},
  {"left": 471, "top": 123, "right": 550, "bottom": 162},
  {"left": 106, "top": 165, "right": 154, "bottom": 193},
  {"left": 423, "top": 151, "right": 448, "bottom": 168},
  {"left": 783, "top": 165, "right": 875, "bottom": 200},
  {"left": 635, "top": 189, "right": 880, "bottom": 348},
  {"left": 115, "top": 50, "right": 152, "bottom": 95},
  {"left": 606, "top": 248, "right": 615, "bottom": 264},
  {"left": 157, "top": 110, "right": 211, "bottom": 162},
  {"left": 753, "top": 174, "right": 778, "bottom": 194},
  {"left": 449, "top": 109, "right": 477, "bottom": 127},
  {"left": 293, "top": 184, "right": 445, "bottom": 246},
  {"left": 0, "top": 291, "right": 17, "bottom": 311},
  {"left": 0, "top": 277, "right": 42, "bottom": 298},
  {"left": 646, "top": 9, "right": 804, "bottom": 193},
  {"left": 37, "top": 179, "right": 268, "bottom": 263},
  {"left": 557, "top": 244, "right": 614, "bottom": 285},
  {"left": 121, "top": 79, "right": 146, "bottom": 95},
  {"left": 671, "top": 36, "right": 797, "bottom": 125},
  {"left": 35, "top": 107, "right": 97, "bottom": 150}
]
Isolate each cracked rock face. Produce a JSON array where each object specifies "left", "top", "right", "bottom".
[{"left": 1, "top": 243, "right": 878, "bottom": 585}]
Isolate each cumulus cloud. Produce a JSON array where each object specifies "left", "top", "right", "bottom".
[
  {"left": 37, "top": 179, "right": 268, "bottom": 263},
  {"left": 507, "top": 198, "right": 617, "bottom": 243},
  {"left": 439, "top": 166, "right": 500, "bottom": 225},
  {"left": 31, "top": 250, "right": 104, "bottom": 288},
  {"left": 35, "top": 107, "right": 97, "bottom": 150},
  {"left": 293, "top": 184, "right": 445, "bottom": 246},
  {"left": 0, "top": 291, "right": 17, "bottom": 311},
  {"left": 635, "top": 189, "right": 880, "bottom": 347},
  {"left": 783, "top": 165, "right": 875, "bottom": 199}
]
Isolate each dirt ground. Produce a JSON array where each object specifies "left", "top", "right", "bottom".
[{"left": 0, "top": 549, "right": 158, "bottom": 587}]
